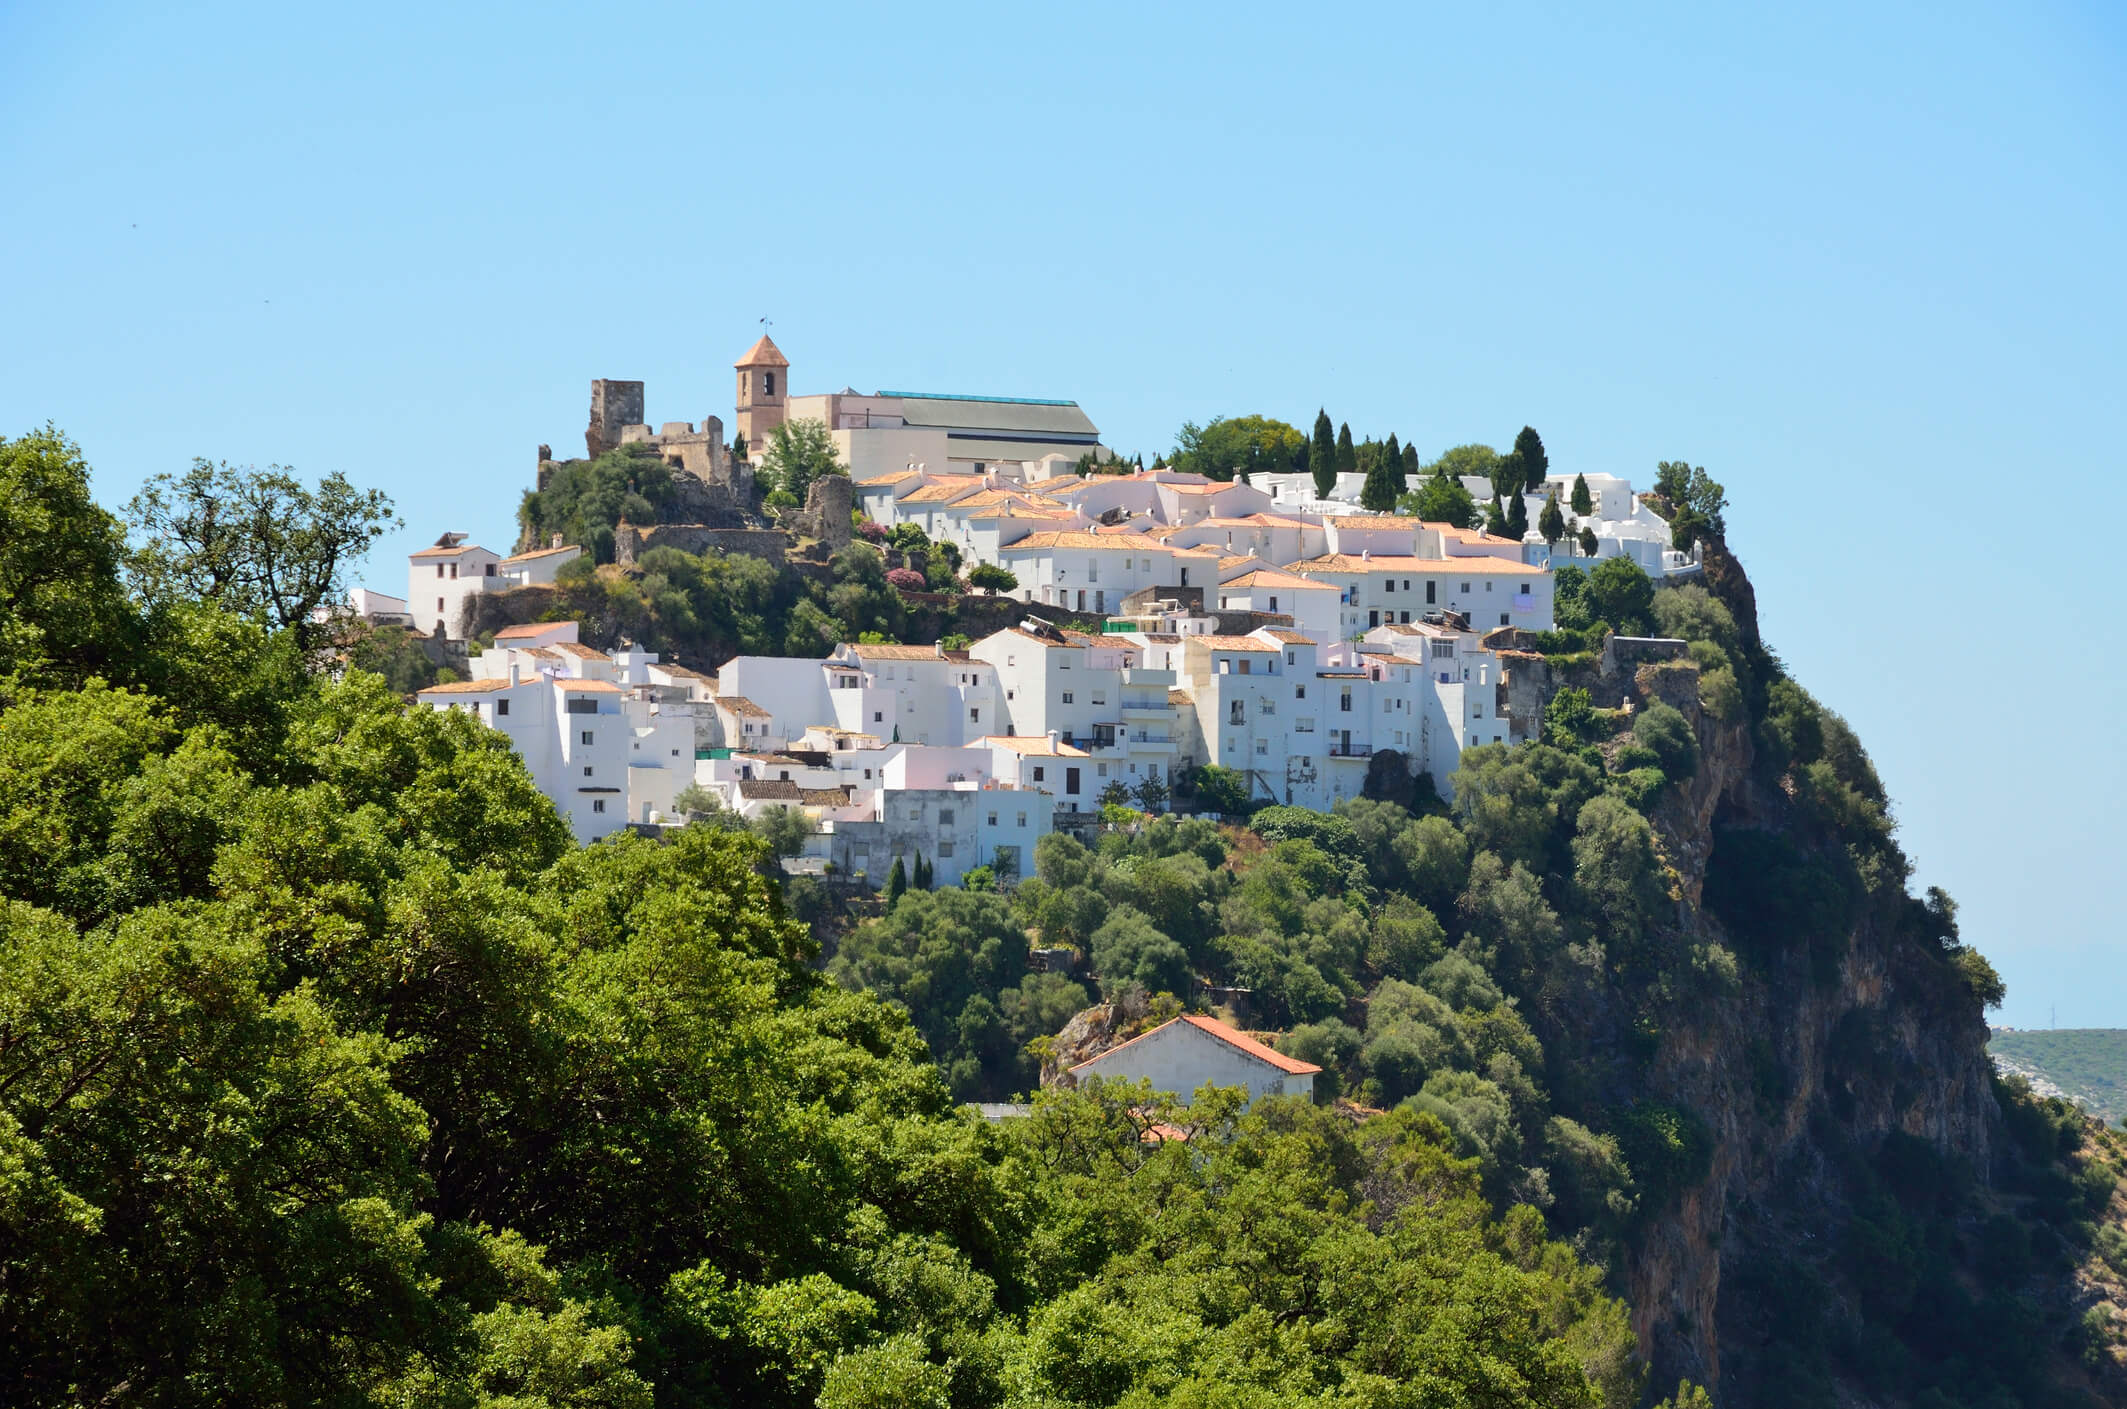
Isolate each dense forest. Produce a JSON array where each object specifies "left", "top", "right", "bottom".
[{"left": 6, "top": 423, "right": 2126, "bottom": 1406}]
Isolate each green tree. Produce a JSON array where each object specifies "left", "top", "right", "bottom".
[
  {"left": 1335, "top": 422, "right": 1357, "bottom": 477},
  {"left": 1578, "top": 523, "right": 1600, "bottom": 557},
  {"left": 519, "top": 442, "right": 674, "bottom": 564},
  {"left": 1169, "top": 414, "right": 1306, "bottom": 482},
  {"left": 1542, "top": 686, "right": 1600, "bottom": 747},
  {"left": 752, "top": 804, "right": 813, "bottom": 858},
  {"left": 1089, "top": 905, "right": 1193, "bottom": 998},
  {"left": 760, "top": 417, "right": 846, "bottom": 504},
  {"left": 1514, "top": 425, "right": 1550, "bottom": 493},
  {"left": 1484, "top": 495, "right": 1509, "bottom": 538},
  {"left": 344, "top": 622, "right": 440, "bottom": 694},
  {"left": 1098, "top": 779, "right": 1130, "bottom": 807},
  {"left": 1504, "top": 489, "right": 1529, "bottom": 541},
  {"left": 1538, "top": 490, "right": 1566, "bottom": 549},
  {"left": 968, "top": 562, "right": 1018, "bottom": 596},
  {"left": 0, "top": 427, "right": 138, "bottom": 688},
  {"left": 128, "top": 458, "right": 399, "bottom": 647},
  {"left": 1189, "top": 764, "right": 1252, "bottom": 815},
  {"left": 1571, "top": 471, "right": 1594, "bottom": 516},
  {"left": 1132, "top": 772, "right": 1170, "bottom": 813},
  {"left": 1403, "top": 468, "right": 1478, "bottom": 527},
  {"left": 1360, "top": 440, "right": 1406, "bottom": 511},
  {"left": 1651, "top": 460, "right": 1728, "bottom": 551},
  {"left": 1584, "top": 555, "right": 1656, "bottom": 635},
  {"left": 1311, "top": 410, "right": 1337, "bottom": 498}
]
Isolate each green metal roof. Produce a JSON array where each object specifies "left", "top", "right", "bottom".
[{"left": 877, "top": 390, "right": 1078, "bottom": 406}]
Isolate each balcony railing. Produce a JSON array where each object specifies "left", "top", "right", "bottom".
[{"left": 1327, "top": 744, "right": 1373, "bottom": 758}]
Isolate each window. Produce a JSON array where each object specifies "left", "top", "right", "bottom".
[
  {"left": 496, "top": 699, "right": 509, "bottom": 716},
  {"left": 436, "top": 565, "right": 444, "bottom": 579},
  {"left": 583, "top": 766, "right": 594, "bottom": 777},
  {"left": 1369, "top": 610, "right": 1379, "bottom": 627},
  {"left": 1500, "top": 614, "right": 1510, "bottom": 626},
  {"left": 565, "top": 698, "right": 597, "bottom": 714},
  {"left": 1229, "top": 701, "right": 1244, "bottom": 725},
  {"left": 1091, "top": 695, "right": 1105, "bottom": 706},
  {"left": 988, "top": 812, "right": 998, "bottom": 826},
  {"left": 1486, "top": 580, "right": 1494, "bottom": 592},
  {"left": 1460, "top": 582, "right": 1471, "bottom": 593},
  {"left": 1258, "top": 698, "right": 1274, "bottom": 716},
  {"left": 581, "top": 730, "right": 594, "bottom": 745},
  {"left": 1033, "top": 766, "right": 1045, "bottom": 782},
  {"left": 938, "top": 809, "right": 955, "bottom": 825},
  {"left": 671, "top": 748, "right": 680, "bottom": 756},
  {"left": 873, "top": 711, "right": 884, "bottom": 722},
  {"left": 1402, "top": 579, "right": 1411, "bottom": 590},
  {"left": 437, "top": 597, "right": 444, "bottom": 612},
  {"left": 1006, "top": 689, "right": 1015, "bottom": 700},
  {"left": 1295, "top": 684, "right": 1306, "bottom": 699},
  {"left": 592, "top": 799, "right": 606, "bottom": 813},
  {"left": 485, "top": 563, "right": 496, "bottom": 577},
  {"left": 1065, "top": 767, "right": 1080, "bottom": 794},
  {"left": 1473, "top": 703, "right": 1484, "bottom": 717},
  {"left": 1470, "top": 734, "right": 1478, "bottom": 746},
  {"left": 762, "top": 371, "right": 775, "bottom": 396},
  {"left": 1385, "top": 579, "right": 1394, "bottom": 593},
  {"left": 1427, "top": 580, "right": 1436, "bottom": 603},
  {"left": 1016, "top": 812, "right": 1027, "bottom": 827},
  {"left": 1431, "top": 640, "right": 1455, "bottom": 659},
  {"left": 1238, "top": 659, "right": 1251, "bottom": 675},
  {"left": 1340, "top": 690, "right": 1352, "bottom": 713},
  {"left": 969, "top": 707, "right": 980, "bottom": 721},
  {"left": 938, "top": 840, "right": 955, "bottom": 857},
  {"left": 449, "top": 563, "right": 458, "bottom": 579},
  {"left": 1062, "top": 692, "right": 1074, "bottom": 704},
  {"left": 1255, "top": 740, "right": 1268, "bottom": 754}
]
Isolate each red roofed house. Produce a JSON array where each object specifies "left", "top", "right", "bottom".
[{"left": 1067, "top": 1013, "right": 1320, "bottom": 1106}]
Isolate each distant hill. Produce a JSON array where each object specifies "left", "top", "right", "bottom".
[{"left": 1990, "top": 1028, "right": 2127, "bottom": 1124}]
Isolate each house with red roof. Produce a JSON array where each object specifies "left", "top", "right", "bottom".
[{"left": 1066, "top": 1013, "right": 1320, "bottom": 1107}]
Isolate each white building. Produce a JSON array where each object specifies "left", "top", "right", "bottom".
[
  {"left": 1067, "top": 1014, "right": 1320, "bottom": 1106},
  {"left": 1288, "top": 553, "right": 1555, "bottom": 637},
  {"left": 417, "top": 641, "right": 693, "bottom": 843},
  {"left": 406, "top": 533, "right": 584, "bottom": 639}
]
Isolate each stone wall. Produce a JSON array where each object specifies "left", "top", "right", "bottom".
[
  {"left": 784, "top": 473, "right": 853, "bottom": 550},
  {"left": 613, "top": 522, "right": 793, "bottom": 568}
]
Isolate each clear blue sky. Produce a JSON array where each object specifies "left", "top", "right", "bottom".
[{"left": 4, "top": 1, "right": 2122, "bottom": 1027}]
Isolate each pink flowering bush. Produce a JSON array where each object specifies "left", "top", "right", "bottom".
[{"left": 886, "top": 568, "right": 927, "bottom": 592}]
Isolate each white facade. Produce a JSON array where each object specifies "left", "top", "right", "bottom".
[
  {"left": 1068, "top": 1014, "right": 1320, "bottom": 1106},
  {"left": 1288, "top": 554, "right": 1555, "bottom": 638},
  {"left": 406, "top": 533, "right": 585, "bottom": 639}
]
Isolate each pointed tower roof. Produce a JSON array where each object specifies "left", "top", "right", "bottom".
[{"left": 736, "top": 334, "right": 789, "bottom": 369}]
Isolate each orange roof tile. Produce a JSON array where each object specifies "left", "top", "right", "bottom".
[
  {"left": 501, "top": 544, "right": 579, "bottom": 563},
  {"left": 494, "top": 622, "right": 572, "bottom": 639},
  {"left": 1289, "top": 554, "right": 1545, "bottom": 576},
  {"left": 735, "top": 334, "right": 789, "bottom": 368},
  {"left": 1187, "top": 635, "right": 1277, "bottom": 652},
  {"left": 983, "top": 735, "right": 1092, "bottom": 757},
  {"left": 418, "top": 678, "right": 511, "bottom": 694},
  {"left": 845, "top": 643, "right": 968, "bottom": 661},
  {"left": 1261, "top": 629, "right": 1316, "bottom": 644},
  {"left": 555, "top": 679, "right": 623, "bottom": 694},
  {"left": 1221, "top": 569, "right": 1333, "bottom": 591},
  {"left": 715, "top": 695, "right": 773, "bottom": 718},
  {"left": 1069, "top": 1013, "right": 1321, "bottom": 1077},
  {"left": 552, "top": 642, "right": 612, "bottom": 660}
]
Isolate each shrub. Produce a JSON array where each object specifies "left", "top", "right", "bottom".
[
  {"left": 1632, "top": 702, "right": 1698, "bottom": 779},
  {"left": 885, "top": 568, "right": 926, "bottom": 592}
]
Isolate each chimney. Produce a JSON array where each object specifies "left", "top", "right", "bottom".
[
  {"left": 509, "top": 662, "right": 520, "bottom": 686},
  {"left": 550, "top": 533, "right": 562, "bottom": 549},
  {"left": 1047, "top": 729, "right": 1060, "bottom": 751}
]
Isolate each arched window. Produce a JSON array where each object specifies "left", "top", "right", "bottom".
[{"left": 763, "top": 371, "right": 776, "bottom": 397}]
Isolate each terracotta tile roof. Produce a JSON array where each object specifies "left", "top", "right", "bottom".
[
  {"left": 1068, "top": 1013, "right": 1321, "bottom": 1077},
  {"left": 1168, "top": 547, "right": 1222, "bottom": 559},
  {"left": 1328, "top": 515, "right": 1426, "bottom": 529},
  {"left": 1290, "top": 554, "right": 1546, "bottom": 576},
  {"left": 738, "top": 779, "right": 852, "bottom": 805},
  {"left": 1164, "top": 481, "right": 1253, "bottom": 495},
  {"left": 651, "top": 663, "right": 716, "bottom": 682},
  {"left": 1262, "top": 629, "right": 1316, "bottom": 644},
  {"left": 552, "top": 642, "right": 612, "bottom": 660},
  {"left": 735, "top": 334, "right": 789, "bottom": 367},
  {"left": 999, "top": 530, "right": 1149, "bottom": 551},
  {"left": 858, "top": 470, "right": 922, "bottom": 487},
  {"left": 494, "top": 622, "right": 571, "bottom": 639},
  {"left": 409, "top": 544, "right": 485, "bottom": 558},
  {"left": 1215, "top": 554, "right": 1257, "bottom": 572},
  {"left": 952, "top": 488, "right": 1065, "bottom": 511},
  {"left": 418, "top": 678, "right": 511, "bottom": 694},
  {"left": 715, "top": 695, "right": 773, "bottom": 718},
  {"left": 983, "top": 735, "right": 1092, "bottom": 757},
  {"left": 845, "top": 643, "right": 968, "bottom": 661},
  {"left": 1188, "top": 635, "right": 1277, "bottom": 652},
  {"left": 1221, "top": 569, "right": 1332, "bottom": 591},
  {"left": 501, "top": 544, "right": 579, "bottom": 563},
  {"left": 969, "top": 507, "right": 1076, "bottom": 523},
  {"left": 899, "top": 481, "right": 985, "bottom": 505},
  {"left": 554, "top": 679, "right": 623, "bottom": 694}
]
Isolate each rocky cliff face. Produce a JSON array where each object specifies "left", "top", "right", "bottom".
[{"left": 1499, "top": 559, "right": 2010, "bottom": 1401}]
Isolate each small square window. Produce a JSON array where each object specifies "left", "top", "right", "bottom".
[
  {"left": 874, "top": 711, "right": 884, "bottom": 722},
  {"left": 939, "top": 840, "right": 955, "bottom": 857},
  {"left": 496, "top": 699, "right": 509, "bottom": 716},
  {"left": 988, "top": 813, "right": 998, "bottom": 826},
  {"left": 1062, "top": 692, "right": 1073, "bottom": 704},
  {"left": 1016, "top": 812, "right": 1027, "bottom": 827},
  {"left": 592, "top": 799, "right": 606, "bottom": 813},
  {"left": 583, "top": 766, "right": 594, "bottom": 777},
  {"left": 939, "top": 809, "right": 955, "bottom": 825},
  {"left": 581, "top": 730, "right": 594, "bottom": 745},
  {"left": 1032, "top": 766, "right": 1045, "bottom": 782}
]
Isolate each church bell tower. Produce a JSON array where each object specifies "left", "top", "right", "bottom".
[{"left": 734, "top": 334, "right": 790, "bottom": 451}]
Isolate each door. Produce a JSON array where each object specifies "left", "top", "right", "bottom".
[{"left": 1065, "top": 767, "right": 1081, "bottom": 795}]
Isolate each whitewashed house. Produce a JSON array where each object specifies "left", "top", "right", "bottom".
[{"left": 1067, "top": 1014, "right": 1320, "bottom": 1106}]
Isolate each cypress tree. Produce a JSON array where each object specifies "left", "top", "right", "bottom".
[
  {"left": 1360, "top": 447, "right": 1403, "bottom": 512},
  {"left": 1578, "top": 524, "right": 1599, "bottom": 557},
  {"left": 1570, "top": 472, "right": 1594, "bottom": 516},
  {"left": 1505, "top": 490, "right": 1529, "bottom": 540},
  {"left": 1335, "top": 423, "right": 1357, "bottom": 477},
  {"left": 886, "top": 856, "right": 907, "bottom": 905},
  {"left": 1538, "top": 490, "right": 1565, "bottom": 547},
  {"left": 1311, "top": 410, "right": 1337, "bottom": 498},
  {"left": 1485, "top": 495, "right": 1509, "bottom": 538},
  {"left": 1514, "top": 426, "right": 1549, "bottom": 493},
  {"left": 915, "top": 853, "right": 931, "bottom": 890},
  {"left": 1383, "top": 434, "right": 1403, "bottom": 494},
  {"left": 1402, "top": 442, "right": 1420, "bottom": 481}
]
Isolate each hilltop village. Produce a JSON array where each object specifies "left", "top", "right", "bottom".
[{"left": 351, "top": 335, "right": 1713, "bottom": 880}]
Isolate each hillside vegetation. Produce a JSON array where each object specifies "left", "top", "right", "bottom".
[
  {"left": 1992, "top": 1030, "right": 2127, "bottom": 1126},
  {"left": 6, "top": 424, "right": 2124, "bottom": 1407}
]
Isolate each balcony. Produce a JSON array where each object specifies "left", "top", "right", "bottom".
[{"left": 1327, "top": 744, "right": 1373, "bottom": 758}]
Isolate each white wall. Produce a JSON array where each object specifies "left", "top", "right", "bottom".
[{"left": 1072, "top": 1020, "right": 1314, "bottom": 1106}]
